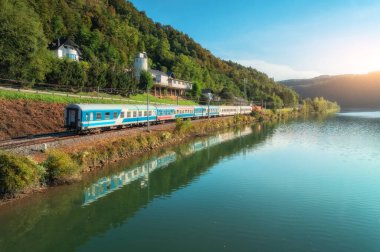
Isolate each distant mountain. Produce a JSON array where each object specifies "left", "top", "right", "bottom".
[{"left": 280, "top": 71, "right": 380, "bottom": 111}]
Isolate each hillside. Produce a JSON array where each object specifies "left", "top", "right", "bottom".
[
  {"left": 281, "top": 71, "right": 380, "bottom": 111},
  {"left": 0, "top": 0, "right": 298, "bottom": 106}
]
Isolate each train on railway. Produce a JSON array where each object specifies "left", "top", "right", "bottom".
[{"left": 64, "top": 104, "right": 252, "bottom": 132}]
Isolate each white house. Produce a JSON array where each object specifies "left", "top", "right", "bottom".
[
  {"left": 49, "top": 38, "right": 81, "bottom": 61},
  {"left": 133, "top": 52, "right": 192, "bottom": 96}
]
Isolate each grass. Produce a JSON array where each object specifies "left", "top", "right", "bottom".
[
  {"left": 0, "top": 89, "right": 197, "bottom": 105},
  {"left": 130, "top": 93, "right": 197, "bottom": 105}
]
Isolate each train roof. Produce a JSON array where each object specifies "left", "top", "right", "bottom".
[
  {"left": 65, "top": 104, "right": 139, "bottom": 110},
  {"left": 65, "top": 104, "right": 252, "bottom": 110}
]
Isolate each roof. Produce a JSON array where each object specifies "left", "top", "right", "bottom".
[
  {"left": 48, "top": 38, "right": 81, "bottom": 55},
  {"left": 65, "top": 104, "right": 164, "bottom": 111}
]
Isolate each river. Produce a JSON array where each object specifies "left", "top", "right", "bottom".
[{"left": 1, "top": 112, "right": 380, "bottom": 252}]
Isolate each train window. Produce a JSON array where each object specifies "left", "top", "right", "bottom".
[
  {"left": 149, "top": 111, "right": 152, "bottom": 116},
  {"left": 133, "top": 111, "right": 137, "bottom": 117},
  {"left": 120, "top": 112, "right": 125, "bottom": 118},
  {"left": 144, "top": 111, "right": 147, "bottom": 116},
  {"left": 85, "top": 113, "right": 89, "bottom": 121},
  {"left": 96, "top": 112, "right": 101, "bottom": 120},
  {"left": 105, "top": 112, "right": 110, "bottom": 120},
  {"left": 113, "top": 112, "right": 118, "bottom": 119},
  {"left": 138, "top": 111, "right": 142, "bottom": 117},
  {"left": 90, "top": 113, "right": 94, "bottom": 121}
]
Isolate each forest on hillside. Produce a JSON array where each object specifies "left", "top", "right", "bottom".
[{"left": 0, "top": 0, "right": 298, "bottom": 106}]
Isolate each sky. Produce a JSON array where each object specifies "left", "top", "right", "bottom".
[{"left": 130, "top": 0, "right": 380, "bottom": 80}]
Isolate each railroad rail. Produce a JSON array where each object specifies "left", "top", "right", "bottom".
[
  {"left": 0, "top": 117, "right": 230, "bottom": 151},
  {"left": 0, "top": 132, "right": 79, "bottom": 150}
]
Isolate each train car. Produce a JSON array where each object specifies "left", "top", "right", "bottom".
[
  {"left": 174, "top": 106, "right": 195, "bottom": 119},
  {"left": 220, "top": 106, "right": 239, "bottom": 116},
  {"left": 207, "top": 106, "right": 220, "bottom": 117},
  {"left": 156, "top": 106, "right": 176, "bottom": 122},
  {"left": 239, "top": 106, "right": 252, "bottom": 115},
  {"left": 65, "top": 103, "right": 252, "bottom": 132},
  {"left": 194, "top": 106, "right": 207, "bottom": 118},
  {"left": 65, "top": 104, "right": 157, "bottom": 131}
]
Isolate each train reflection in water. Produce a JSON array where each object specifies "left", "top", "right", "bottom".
[{"left": 83, "top": 127, "right": 253, "bottom": 206}]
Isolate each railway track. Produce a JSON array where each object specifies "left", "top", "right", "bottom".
[
  {"left": 0, "top": 117, "right": 224, "bottom": 150},
  {"left": 0, "top": 132, "right": 79, "bottom": 150}
]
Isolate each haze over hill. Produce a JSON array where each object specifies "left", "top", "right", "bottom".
[{"left": 281, "top": 71, "right": 380, "bottom": 111}]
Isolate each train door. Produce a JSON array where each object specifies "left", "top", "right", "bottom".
[{"left": 66, "top": 108, "right": 79, "bottom": 129}]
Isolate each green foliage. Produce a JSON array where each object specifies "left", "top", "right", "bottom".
[
  {"left": 44, "top": 150, "right": 81, "bottom": 184},
  {"left": 0, "top": 152, "right": 44, "bottom": 196},
  {"left": 0, "top": 0, "right": 50, "bottom": 81},
  {"left": 191, "top": 82, "right": 201, "bottom": 99},
  {"left": 1, "top": 0, "right": 298, "bottom": 104},
  {"left": 272, "top": 94, "right": 284, "bottom": 110},
  {"left": 302, "top": 97, "right": 340, "bottom": 114},
  {"left": 139, "top": 70, "right": 153, "bottom": 91},
  {"left": 220, "top": 87, "right": 234, "bottom": 101},
  {"left": 174, "top": 118, "right": 194, "bottom": 135}
]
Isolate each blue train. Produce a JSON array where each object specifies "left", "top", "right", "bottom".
[{"left": 64, "top": 104, "right": 252, "bottom": 131}]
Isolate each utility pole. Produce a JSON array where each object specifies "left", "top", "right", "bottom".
[
  {"left": 146, "top": 83, "right": 150, "bottom": 132},
  {"left": 206, "top": 92, "right": 212, "bottom": 120},
  {"left": 208, "top": 97, "right": 210, "bottom": 120}
]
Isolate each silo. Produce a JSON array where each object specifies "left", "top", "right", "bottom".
[{"left": 133, "top": 52, "right": 148, "bottom": 80}]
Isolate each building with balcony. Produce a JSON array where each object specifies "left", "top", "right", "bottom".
[
  {"left": 49, "top": 38, "right": 81, "bottom": 61},
  {"left": 134, "top": 52, "right": 193, "bottom": 97}
]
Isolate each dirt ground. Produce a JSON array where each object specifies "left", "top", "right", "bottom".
[{"left": 0, "top": 99, "right": 65, "bottom": 140}]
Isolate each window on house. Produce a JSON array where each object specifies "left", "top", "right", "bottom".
[
  {"left": 105, "top": 112, "right": 110, "bottom": 120},
  {"left": 96, "top": 112, "right": 102, "bottom": 120}
]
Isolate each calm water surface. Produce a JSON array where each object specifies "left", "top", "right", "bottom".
[{"left": 1, "top": 112, "right": 380, "bottom": 252}]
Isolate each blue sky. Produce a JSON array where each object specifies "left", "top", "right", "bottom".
[{"left": 130, "top": 0, "right": 380, "bottom": 80}]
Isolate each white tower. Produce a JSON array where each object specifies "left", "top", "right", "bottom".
[{"left": 134, "top": 52, "right": 148, "bottom": 81}]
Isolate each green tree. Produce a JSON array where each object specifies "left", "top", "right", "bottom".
[
  {"left": 220, "top": 87, "right": 234, "bottom": 101},
  {"left": 191, "top": 82, "right": 201, "bottom": 99},
  {"left": 0, "top": 0, "right": 49, "bottom": 82},
  {"left": 272, "top": 94, "right": 284, "bottom": 110},
  {"left": 139, "top": 70, "right": 153, "bottom": 91}
]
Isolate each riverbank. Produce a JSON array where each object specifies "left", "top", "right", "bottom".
[
  {"left": 0, "top": 107, "right": 336, "bottom": 205},
  {"left": 0, "top": 115, "right": 257, "bottom": 204}
]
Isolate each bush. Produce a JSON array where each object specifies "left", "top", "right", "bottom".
[
  {"left": 44, "top": 150, "right": 81, "bottom": 185},
  {"left": 174, "top": 118, "right": 193, "bottom": 135},
  {"left": 0, "top": 152, "right": 44, "bottom": 196}
]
